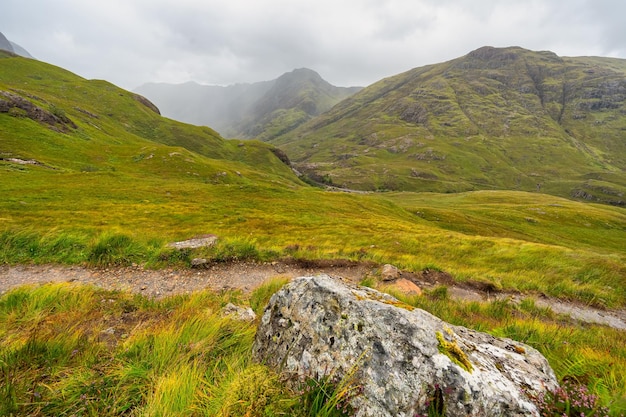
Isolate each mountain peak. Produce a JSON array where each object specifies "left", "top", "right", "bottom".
[
  {"left": 0, "top": 32, "right": 14, "bottom": 53},
  {"left": 135, "top": 68, "right": 362, "bottom": 140},
  {"left": 469, "top": 45, "right": 560, "bottom": 60},
  {"left": 0, "top": 31, "right": 34, "bottom": 58}
]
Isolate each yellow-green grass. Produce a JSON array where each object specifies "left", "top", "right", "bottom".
[
  {"left": 2, "top": 165, "right": 625, "bottom": 308},
  {"left": 3, "top": 50, "right": 626, "bottom": 416},
  {"left": 0, "top": 281, "right": 356, "bottom": 416},
  {"left": 2, "top": 280, "right": 625, "bottom": 415}
]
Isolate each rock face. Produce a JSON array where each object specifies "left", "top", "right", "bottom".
[
  {"left": 253, "top": 275, "right": 558, "bottom": 417},
  {"left": 221, "top": 303, "right": 257, "bottom": 322},
  {"left": 384, "top": 278, "right": 422, "bottom": 295},
  {"left": 0, "top": 90, "right": 77, "bottom": 131}
]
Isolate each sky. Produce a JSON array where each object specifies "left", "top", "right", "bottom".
[{"left": 2, "top": 0, "right": 625, "bottom": 91}]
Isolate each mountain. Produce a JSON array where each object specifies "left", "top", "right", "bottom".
[
  {"left": 273, "top": 46, "right": 626, "bottom": 205},
  {"left": 0, "top": 31, "right": 33, "bottom": 58},
  {"left": 0, "top": 32, "right": 13, "bottom": 52},
  {"left": 9, "top": 41, "right": 34, "bottom": 58},
  {"left": 134, "top": 68, "right": 361, "bottom": 140},
  {"left": 0, "top": 51, "right": 299, "bottom": 188}
]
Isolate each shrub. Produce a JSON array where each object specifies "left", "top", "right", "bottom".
[{"left": 530, "top": 379, "right": 613, "bottom": 417}]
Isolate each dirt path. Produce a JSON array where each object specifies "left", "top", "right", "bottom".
[
  {"left": 0, "top": 261, "right": 373, "bottom": 298},
  {"left": 1, "top": 262, "right": 625, "bottom": 330}
]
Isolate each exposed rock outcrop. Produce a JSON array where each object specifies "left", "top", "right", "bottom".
[
  {"left": 253, "top": 275, "right": 558, "bottom": 417},
  {"left": 221, "top": 303, "right": 256, "bottom": 322},
  {"left": 132, "top": 93, "right": 161, "bottom": 115},
  {"left": 0, "top": 90, "right": 77, "bottom": 131}
]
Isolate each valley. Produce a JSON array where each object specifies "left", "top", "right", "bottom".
[{"left": 1, "top": 46, "right": 626, "bottom": 415}]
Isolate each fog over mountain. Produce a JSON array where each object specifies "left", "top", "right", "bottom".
[{"left": 135, "top": 68, "right": 361, "bottom": 140}]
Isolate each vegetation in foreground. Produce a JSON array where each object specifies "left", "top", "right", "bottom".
[{"left": 1, "top": 280, "right": 625, "bottom": 416}]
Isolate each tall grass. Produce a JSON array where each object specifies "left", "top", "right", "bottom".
[{"left": 0, "top": 279, "right": 360, "bottom": 416}]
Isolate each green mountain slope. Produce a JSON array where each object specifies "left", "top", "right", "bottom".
[
  {"left": 0, "top": 52, "right": 299, "bottom": 186},
  {"left": 135, "top": 68, "right": 361, "bottom": 140},
  {"left": 273, "top": 47, "right": 626, "bottom": 204}
]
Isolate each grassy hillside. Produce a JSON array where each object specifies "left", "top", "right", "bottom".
[
  {"left": 0, "top": 52, "right": 298, "bottom": 185},
  {"left": 273, "top": 47, "right": 626, "bottom": 205},
  {"left": 2, "top": 52, "right": 626, "bottom": 414},
  {"left": 2, "top": 280, "right": 626, "bottom": 415}
]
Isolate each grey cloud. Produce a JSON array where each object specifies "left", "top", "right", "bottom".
[{"left": 1, "top": 0, "right": 624, "bottom": 90}]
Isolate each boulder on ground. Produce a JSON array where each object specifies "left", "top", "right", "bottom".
[
  {"left": 380, "top": 264, "right": 400, "bottom": 281},
  {"left": 190, "top": 258, "right": 208, "bottom": 267},
  {"left": 383, "top": 277, "right": 422, "bottom": 295},
  {"left": 253, "top": 275, "right": 557, "bottom": 417},
  {"left": 167, "top": 234, "right": 217, "bottom": 250}
]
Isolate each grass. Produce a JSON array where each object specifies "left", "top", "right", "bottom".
[
  {"left": 0, "top": 280, "right": 362, "bottom": 416},
  {"left": 1, "top": 184, "right": 625, "bottom": 308},
  {"left": 2, "top": 53, "right": 625, "bottom": 308},
  {"left": 2, "top": 279, "right": 625, "bottom": 415}
]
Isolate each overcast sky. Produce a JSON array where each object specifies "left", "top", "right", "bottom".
[{"left": 2, "top": 0, "right": 625, "bottom": 90}]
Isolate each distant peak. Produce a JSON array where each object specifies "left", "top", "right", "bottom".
[
  {"left": 466, "top": 45, "right": 559, "bottom": 62},
  {"left": 280, "top": 68, "right": 323, "bottom": 80},
  {"left": 467, "top": 45, "right": 525, "bottom": 60},
  {"left": 0, "top": 31, "right": 14, "bottom": 53}
]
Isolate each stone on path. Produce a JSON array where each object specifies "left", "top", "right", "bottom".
[
  {"left": 380, "top": 263, "right": 400, "bottom": 281},
  {"left": 383, "top": 277, "right": 422, "bottom": 295}
]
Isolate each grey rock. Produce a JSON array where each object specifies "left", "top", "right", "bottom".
[
  {"left": 190, "top": 258, "right": 208, "bottom": 267},
  {"left": 222, "top": 303, "right": 256, "bottom": 322},
  {"left": 167, "top": 234, "right": 218, "bottom": 250},
  {"left": 381, "top": 263, "right": 399, "bottom": 281},
  {"left": 0, "top": 90, "right": 77, "bottom": 130},
  {"left": 253, "top": 275, "right": 558, "bottom": 417}
]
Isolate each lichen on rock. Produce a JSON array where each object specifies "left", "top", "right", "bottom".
[{"left": 253, "top": 274, "right": 558, "bottom": 417}]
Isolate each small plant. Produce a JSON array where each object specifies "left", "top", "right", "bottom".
[
  {"left": 530, "top": 379, "right": 614, "bottom": 417},
  {"left": 249, "top": 276, "right": 290, "bottom": 315},
  {"left": 48, "top": 103, "right": 67, "bottom": 119},
  {"left": 87, "top": 232, "right": 141, "bottom": 266},
  {"left": 299, "top": 375, "right": 359, "bottom": 417},
  {"left": 415, "top": 384, "right": 446, "bottom": 417},
  {"left": 436, "top": 330, "right": 473, "bottom": 373},
  {"left": 428, "top": 286, "right": 449, "bottom": 301}
]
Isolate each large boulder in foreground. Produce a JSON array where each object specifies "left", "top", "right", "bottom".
[{"left": 253, "top": 275, "right": 558, "bottom": 417}]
